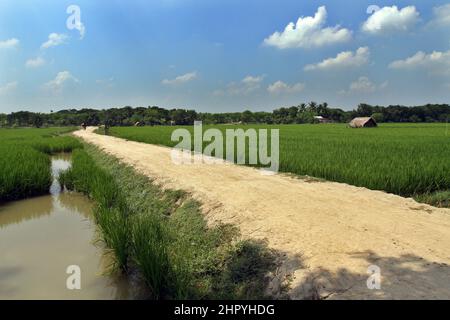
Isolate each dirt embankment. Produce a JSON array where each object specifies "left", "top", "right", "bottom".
[{"left": 75, "top": 128, "right": 450, "bottom": 299}]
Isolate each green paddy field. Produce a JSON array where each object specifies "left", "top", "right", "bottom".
[{"left": 106, "top": 123, "right": 450, "bottom": 205}]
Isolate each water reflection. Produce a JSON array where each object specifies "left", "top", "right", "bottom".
[
  {"left": 0, "top": 154, "right": 138, "bottom": 300},
  {"left": 0, "top": 195, "right": 53, "bottom": 229}
]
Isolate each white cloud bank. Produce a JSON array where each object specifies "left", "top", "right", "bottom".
[
  {"left": 44, "top": 71, "right": 78, "bottom": 92},
  {"left": 0, "top": 38, "right": 19, "bottom": 49},
  {"left": 362, "top": 6, "right": 419, "bottom": 34},
  {"left": 0, "top": 81, "right": 18, "bottom": 95},
  {"left": 264, "top": 6, "right": 351, "bottom": 49},
  {"left": 41, "top": 33, "right": 68, "bottom": 49},
  {"left": 431, "top": 4, "right": 450, "bottom": 26},
  {"left": 389, "top": 50, "right": 450, "bottom": 75},
  {"left": 162, "top": 72, "right": 197, "bottom": 85},
  {"left": 304, "top": 47, "right": 370, "bottom": 71},
  {"left": 26, "top": 57, "right": 46, "bottom": 68},
  {"left": 267, "top": 81, "right": 305, "bottom": 95}
]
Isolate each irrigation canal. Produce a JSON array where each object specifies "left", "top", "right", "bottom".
[{"left": 0, "top": 154, "right": 136, "bottom": 299}]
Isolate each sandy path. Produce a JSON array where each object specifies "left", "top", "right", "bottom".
[{"left": 75, "top": 128, "right": 450, "bottom": 299}]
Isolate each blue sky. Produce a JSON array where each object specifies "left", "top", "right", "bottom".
[{"left": 0, "top": 0, "right": 449, "bottom": 113}]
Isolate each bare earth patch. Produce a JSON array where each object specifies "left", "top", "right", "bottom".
[{"left": 75, "top": 128, "right": 450, "bottom": 299}]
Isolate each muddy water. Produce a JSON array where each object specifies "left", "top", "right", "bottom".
[{"left": 0, "top": 154, "right": 133, "bottom": 299}]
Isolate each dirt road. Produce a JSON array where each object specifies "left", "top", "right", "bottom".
[{"left": 75, "top": 128, "right": 450, "bottom": 299}]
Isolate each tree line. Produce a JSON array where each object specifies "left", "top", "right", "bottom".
[{"left": 1, "top": 103, "right": 449, "bottom": 128}]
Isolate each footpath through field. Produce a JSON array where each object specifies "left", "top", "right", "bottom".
[{"left": 75, "top": 128, "right": 450, "bottom": 299}]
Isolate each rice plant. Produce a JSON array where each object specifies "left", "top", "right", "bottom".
[
  {"left": 0, "top": 145, "right": 51, "bottom": 201},
  {"left": 94, "top": 205, "right": 129, "bottom": 271},
  {"left": 130, "top": 213, "right": 172, "bottom": 299},
  {"left": 108, "top": 123, "right": 450, "bottom": 197},
  {"left": 0, "top": 127, "right": 80, "bottom": 202},
  {"left": 60, "top": 149, "right": 130, "bottom": 271}
]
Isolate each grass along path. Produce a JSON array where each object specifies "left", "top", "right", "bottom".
[
  {"left": 61, "top": 142, "right": 278, "bottom": 299},
  {"left": 75, "top": 127, "right": 450, "bottom": 299}
]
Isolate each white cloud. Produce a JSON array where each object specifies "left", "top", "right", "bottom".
[
  {"left": 304, "top": 47, "right": 370, "bottom": 71},
  {"left": 362, "top": 6, "right": 419, "bottom": 34},
  {"left": 213, "top": 75, "right": 265, "bottom": 96},
  {"left": 264, "top": 6, "right": 351, "bottom": 49},
  {"left": 0, "top": 81, "right": 18, "bottom": 95},
  {"left": 242, "top": 75, "right": 264, "bottom": 86},
  {"left": 44, "top": 71, "right": 79, "bottom": 92},
  {"left": 349, "top": 77, "right": 376, "bottom": 93},
  {"left": 267, "top": 81, "right": 305, "bottom": 95},
  {"left": 389, "top": 50, "right": 450, "bottom": 75},
  {"left": 41, "top": 33, "right": 68, "bottom": 49},
  {"left": 430, "top": 4, "right": 450, "bottom": 26},
  {"left": 26, "top": 57, "right": 46, "bottom": 68},
  {"left": 340, "top": 77, "right": 387, "bottom": 95},
  {"left": 96, "top": 77, "right": 115, "bottom": 87},
  {"left": 162, "top": 72, "right": 197, "bottom": 85},
  {"left": 0, "top": 38, "right": 19, "bottom": 49},
  {"left": 227, "top": 75, "right": 264, "bottom": 95},
  {"left": 379, "top": 81, "right": 389, "bottom": 90}
]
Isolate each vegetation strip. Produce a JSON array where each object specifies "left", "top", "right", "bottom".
[
  {"left": 2, "top": 103, "right": 449, "bottom": 127},
  {"left": 0, "top": 128, "right": 81, "bottom": 202},
  {"left": 101, "top": 123, "right": 450, "bottom": 205},
  {"left": 60, "top": 142, "right": 278, "bottom": 299}
]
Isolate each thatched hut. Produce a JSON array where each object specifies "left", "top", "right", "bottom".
[
  {"left": 349, "top": 117, "right": 377, "bottom": 128},
  {"left": 314, "top": 116, "right": 331, "bottom": 124}
]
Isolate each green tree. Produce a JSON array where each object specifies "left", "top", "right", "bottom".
[
  {"left": 372, "top": 113, "right": 384, "bottom": 123},
  {"left": 32, "top": 114, "right": 44, "bottom": 128}
]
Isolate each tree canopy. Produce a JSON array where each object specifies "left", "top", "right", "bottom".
[{"left": 1, "top": 103, "right": 449, "bottom": 128}]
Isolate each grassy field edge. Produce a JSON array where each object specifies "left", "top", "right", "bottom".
[
  {"left": 0, "top": 127, "right": 82, "bottom": 202},
  {"left": 61, "top": 141, "right": 282, "bottom": 299},
  {"left": 98, "top": 124, "right": 450, "bottom": 208}
]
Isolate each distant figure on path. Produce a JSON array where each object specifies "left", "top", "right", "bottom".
[{"left": 104, "top": 120, "right": 110, "bottom": 135}]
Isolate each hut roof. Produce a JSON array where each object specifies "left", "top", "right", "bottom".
[{"left": 349, "top": 117, "right": 377, "bottom": 128}]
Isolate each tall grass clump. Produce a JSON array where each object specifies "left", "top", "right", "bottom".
[
  {"left": 130, "top": 214, "right": 172, "bottom": 299},
  {"left": 0, "top": 145, "right": 51, "bottom": 201},
  {"left": 415, "top": 191, "right": 450, "bottom": 208},
  {"left": 61, "top": 148, "right": 194, "bottom": 298},
  {"left": 32, "top": 136, "right": 82, "bottom": 154},
  {"left": 60, "top": 149, "right": 129, "bottom": 271},
  {"left": 95, "top": 206, "right": 129, "bottom": 270},
  {"left": 0, "top": 127, "right": 80, "bottom": 202},
  {"left": 72, "top": 143, "right": 278, "bottom": 299}
]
